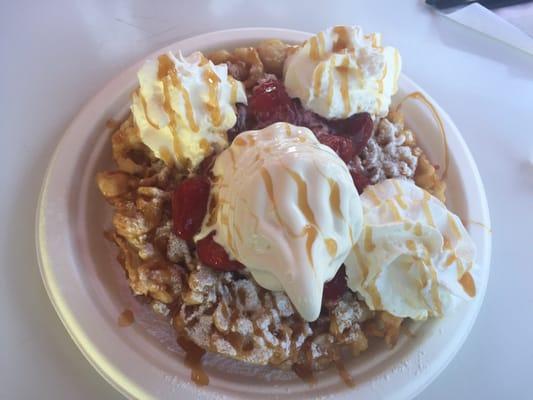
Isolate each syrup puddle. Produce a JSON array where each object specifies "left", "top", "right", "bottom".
[
  {"left": 292, "top": 364, "right": 317, "bottom": 385},
  {"left": 118, "top": 309, "right": 134, "bottom": 327},
  {"left": 105, "top": 118, "right": 120, "bottom": 131},
  {"left": 466, "top": 219, "right": 492, "bottom": 234},
  {"left": 335, "top": 360, "right": 356, "bottom": 388},
  {"left": 177, "top": 336, "right": 209, "bottom": 386}
]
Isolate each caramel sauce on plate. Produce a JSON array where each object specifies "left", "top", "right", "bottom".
[
  {"left": 466, "top": 219, "right": 492, "bottom": 233},
  {"left": 293, "top": 360, "right": 355, "bottom": 388},
  {"left": 335, "top": 360, "right": 356, "bottom": 388},
  {"left": 402, "top": 325, "right": 417, "bottom": 338},
  {"left": 105, "top": 119, "right": 119, "bottom": 130},
  {"left": 177, "top": 336, "right": 209, "bottom": 386},
  {"left": 118, "top": 309, "right": 134, "bottom": 327},
  {"left": 292, "top": 364, "right": 317, "bottom": 385}
]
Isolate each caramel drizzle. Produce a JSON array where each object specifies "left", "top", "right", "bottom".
[
  {"left": 199, "top": 138, "right": 210, "bottom": 155},
  {"left": 220, "top": 213, "right": 238, "bottom": 256},
  {"left": 159, "top": 59, "right": 185, "bottom": 165},
  {"left": 158, "top": 55, "right": 199, "bottom": 133},
  {"left": 168, "top": 68, "right": 199, "bottom": 132},
  {"left": 158, "top": 147, "right": 174, "bottom": 166},
  {"left": 395, "top": 195, "right": 408, "bottom": 209},
  {"left": 370, "top": 33, "right": 379, "bottom": 48},
  {"left": 261, "top": 165, "right": 323, "bottom": 269},
  {"left": 443, "top": 236, "right": 452, "bottom": 250},
  {"left": 396, "top": 91, "right": 448, "bottom": 179},
  {"left": 427, "top": 259, "right": 443, "bottom": 315},
  {"left": 313, "top": 62, "right": 326, "bottom": 98},
  {"left": 203, "top": 66, "right": 222, "bottom": 127},
  {"left": 447, "top": 214, "right": 462, "bottom": 240},
  {"left": 205, "top": 194, "right": 219, "bottom": 227},
  {"left": 326, "top": 57, "right": 335, "bottom": 108},
  {"left": 260, "top": 168, "right": 298, "bottom": 237},
  {"left": 229, "top": 76, "right": 238, "bottom": 104},
  {"left": 366, "top": 188, "right": 381, "bottom": 206},
  {"left": 459, "top": 271, "right": 476, "bottom": 297},
  {"left": 392, "top": 176, "right": 404, "bottom": 195},
  {"left": 422, "top": 192, "right": 435, "bottom": 227},
  {"left": 304, "top": 225, "right": 319, "bottom": 267},
  {"left": 157, "top": 54, "right": 174, "bottom": 79},
  {"left": 285, "top": 167, "right": 320, "bottom": 268},
  {"left": 406, "top": 239, "right": 416, "bottom": 252},
  {"left": 444, "top": 252, "right": 457, "bottom": 267},
  {"left": 318, "top": 32, "right": 326, "bottom": 56},
  {"left": 339, "top": 57, "right": 351, "bottom": 116},
  {"left": 234, "top": 136, "right": 247, "bottom": 146},
  {"left": 332, "top": 26, "right": 352, "bottom": 52},
  {"left": 328, "top": 178, "right": 343, "bottom": 219},
  {"left": 285, "top": 168, "right": 317, "bottom": 227},
  {"left": 386, "top": 199, "right": 402, "bottom": 222},
  {"left": 367, "top": 285, "right": 383, "bottom": 309},
  {"left": 353, "top": 247, "right": 369, "bottom": 285},
  {"left": 377, "top": 63, "right": 387, "bottom": 93},
  {"left": 139, "top": 93, "right": 158, "bottom": 128},
  {"left": 309, "top": 36, "right": 320, "bottom": 60},
  {"left": 325, "top": 238, "right": 338, "bottom": 257},
  {"left": 414, "top": 222, "right": 423, "bottom": 236},
  {"left": 363, "top": 226, "right": 375, "bottom": 252}
]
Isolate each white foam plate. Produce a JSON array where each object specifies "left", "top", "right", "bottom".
[{"left": 36, "top": 28, "right": 491, "bottom": 400}]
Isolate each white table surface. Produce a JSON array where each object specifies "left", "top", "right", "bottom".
[{"left": 1, "top": 0, "right": 532, "bottom": 399}]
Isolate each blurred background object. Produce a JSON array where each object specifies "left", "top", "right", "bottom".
[{"left": 427, "top": 1, "right": 533, "bottom": 54}]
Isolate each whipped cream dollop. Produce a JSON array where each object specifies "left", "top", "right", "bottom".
[
  {"left": 198, "top": 123, "right": 364, "bottom": 321},
  {"left": 131, "top": 51, "right": 247, "bottom": 169},
  {"left": 284, "top": 26, "right": 401, "bottom": 119},
  {"left": 344, "top": 178, "right": 476, "bottom": 320}
]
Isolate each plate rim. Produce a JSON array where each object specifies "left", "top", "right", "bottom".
[{"left": 36, "top": 27, "right": 492, "bottom": 400}]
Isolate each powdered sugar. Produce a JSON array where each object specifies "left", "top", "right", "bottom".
[{"left": 359, "top": 117, "right": 420, "bottom": 184}]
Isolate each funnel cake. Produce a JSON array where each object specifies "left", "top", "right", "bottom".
[{"left": 96, "top": 26, "right": 474, "bottom": 385}]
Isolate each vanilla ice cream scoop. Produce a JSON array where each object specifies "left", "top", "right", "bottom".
[
  {"left": 197, "top": 123, "right": 364, "bottom": 321},
  {"left": 284, "top": 25, "right": 401, "bottom": 119},
  {"left": 344, "top": 178, "right": 476, "bottom": 320},
  {"left": 131, "top": 51, "right": 247, "bottom": 170}
]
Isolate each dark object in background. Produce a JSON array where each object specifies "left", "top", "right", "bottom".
[{"left": 426, "top": 0, "right": 532, "bottom": 10}]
